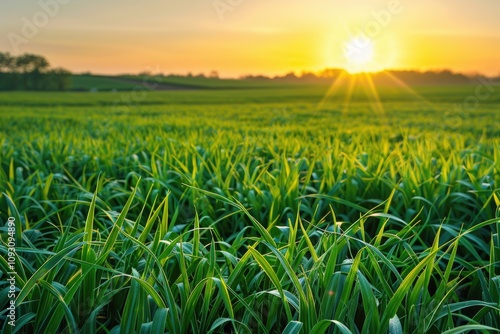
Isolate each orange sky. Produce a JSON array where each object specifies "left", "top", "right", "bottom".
[{"left": 1, "top": 0, "right": 499, "bottom": 77}]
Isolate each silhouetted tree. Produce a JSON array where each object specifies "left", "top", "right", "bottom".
[
  {"left": 15, "top": 54, "right": 49, "bottom": 72},
  {"left": 45, "top": 68, "right": 72, "bottom": 91},
  {"left": 0, "top": 52, "right": 71, "bottom": 91},
  {"left": 14, "top": 54, "right": 49, "bottom": 89},
  {"left": 209, "top": 70, "right": 219, "bottom": 79},
  {"left": 0, "top": 52, "right": 14, "bottom": 73}
]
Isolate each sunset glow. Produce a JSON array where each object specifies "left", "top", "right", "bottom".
[
  {"left": 1, "top": 0, "right": 499, "bottom": 76},
  {"left": 343, "top": 37, "right": 375, "bottom": 74}
]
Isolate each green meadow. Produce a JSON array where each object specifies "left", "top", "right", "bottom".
[{"left": 0, "top": 84, "right": 499, "bottom": 333}]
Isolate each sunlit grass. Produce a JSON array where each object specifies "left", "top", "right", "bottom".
[{"left": 0, "top": 90, "right": 499, "bottom": 333}]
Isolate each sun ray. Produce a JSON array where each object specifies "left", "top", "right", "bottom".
[
  {"left": 316, "top": 70, "right": 349, "bottom": 111},
  {"left": 342, "top": 74, "right": 357, "bottom": 116},
  {"left": 382, "top": 71, "right": 437, "bottom": 111},
  {"left": 363, "top": 73, "right": 385, "bottom": 116}
]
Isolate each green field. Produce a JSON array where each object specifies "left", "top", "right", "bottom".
[
  {"left": 70, "top": 75, "right": 140, "bottom": 92},
  {"left": 69, "top": 74, "right": 290, "bottom": 91},
  {"left": 0, "top": 85, "right": 499, "bottom": 333}
]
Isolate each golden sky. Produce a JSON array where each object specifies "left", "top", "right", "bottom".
[{"left": 1, "top": 0, "right": 499, "bottom": 77}]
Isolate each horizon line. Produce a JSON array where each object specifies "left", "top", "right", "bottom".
[{"left": 76, "top": 67, "right": 500, "bottom": 80}]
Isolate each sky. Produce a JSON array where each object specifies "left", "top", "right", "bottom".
[{"left": 1, "top": 0, "right": 499, "bottom": 77}]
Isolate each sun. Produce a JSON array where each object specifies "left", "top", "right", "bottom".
[{"left": 343, "top": 37, "right": 375, "bottom": 74}]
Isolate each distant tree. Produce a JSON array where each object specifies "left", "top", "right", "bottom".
[
  {"left": 299, "top": 71, "right": 318, "bottom": 82},
  {"left": 43, "top": 68, "right": 72, "bottom": 91},
  {"left": 15, "top": 54, "right": 49, "bottom": 73},
  {"left": 277, "top": 72, "right": 298, "bottom": 82},
  {"left": 318, "top": 68, "right": 345, "bottom": 78},
  {"left": 0, "top": 51, "right": 71, "bottom": 91},
  {"left": 209, "top": 70, "right": 219, "bottom": 79},
  {"left": 0, "top": 52, "right": 16, "bottom": 90},
  {"left": 13, "top": 54, "right": 50, "bottom": 89},
  {"left": 0, "top": 52, "right": 14, "bottom": 73},
  {"left": 240, "top": 74, "right": 270, "bottom": 80}
]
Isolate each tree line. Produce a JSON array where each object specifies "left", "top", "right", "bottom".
[
  {"left": 0, "top": 52, "right": 71, "bottom": 91},
  {"left": 242, "top": 69, "right": 494, "bottom": 85}
]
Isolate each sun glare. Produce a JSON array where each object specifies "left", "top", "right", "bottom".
[{"left": 343, "top": 37, "right": 375, "bottom": 74}]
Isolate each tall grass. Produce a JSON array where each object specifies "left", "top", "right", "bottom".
[{"left": 0, "top": 90, "right": 499, "bottom": 333}]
